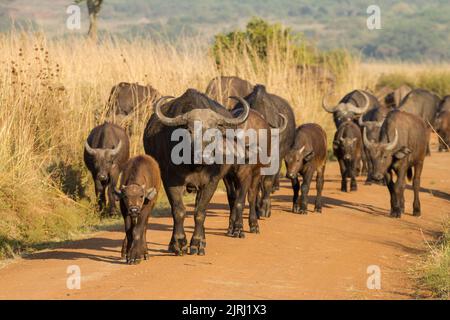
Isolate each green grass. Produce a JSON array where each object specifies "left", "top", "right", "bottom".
[{"left": 419, "top": 223, "right": 450, "bottom": 299}]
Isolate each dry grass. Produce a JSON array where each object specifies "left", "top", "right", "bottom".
[{"left": 0, "top": 31, "right": 448, "bottom": 259}]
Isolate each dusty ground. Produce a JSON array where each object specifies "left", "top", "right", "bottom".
[{"left": 0, "top": 151, "right": 448, "bottom": 300}]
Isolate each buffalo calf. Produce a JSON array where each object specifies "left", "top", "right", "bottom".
[
  {"left": 115, "top": 155, "right": 161, "bottom": 264},
  {"left": 333, "top": 120, "right": 363, "bottom": 192},
  {"left": 84, "top": 122, "right": 130, "bottom": 216},
  {"left": 285, "top": 123, "right": 327, "bottom": 214}
]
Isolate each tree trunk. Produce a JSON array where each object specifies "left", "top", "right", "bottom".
[{"left": 86, "top": 0, "right": 102, "bottom": 41}]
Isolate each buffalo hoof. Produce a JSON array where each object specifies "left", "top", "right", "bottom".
[
  {"left": 249, "top": 225, "right": 260, "bottom": 234},
  {"left": 364, "top": 180, "right": 372, "bottom": 185},
  {"left": 314, "top": 207, "right": 322, "bottom": 213},
  {"left": 292, "top": 203, "right": 301, "bottom": 213},
  {"left": 341, "top": 187, "right": 347, "bottom": 192},
  {"left": 299, "top": 209, "right": 308, "bottom": 215},
  {"left": 232, "top": 228, "right": 245, "bottom": 238},
  {"left": 143, "top": 253, "right": 149, "bottom": 260},
  {"left": 390, "top": 209, "right": 402, "bottom": 218},
  {"left": 189, "top": 246, "right": 206, "bottom": 256},
  {"left": 168, "top": 240, "right": 188, "bottom": 256},
  {"left": 350, "top": 186, "right": 357, "bottom": 192},
  {"left": 413, "top": 209, "right": 421, "bottom": 217},
  {"left": 127, "top": 257, "right": 142, "bottom": 265}
]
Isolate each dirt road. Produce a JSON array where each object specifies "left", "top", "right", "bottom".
[{"left": 0, "top": 152, "right": 448, "bottom": 300}]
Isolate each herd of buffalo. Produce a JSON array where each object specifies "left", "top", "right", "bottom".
[{"left": 83, "top": 76, "right": 450, "bottom": 264}]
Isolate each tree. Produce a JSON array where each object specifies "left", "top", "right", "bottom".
[{"left": 75, "top": 0, "right": 103, "bottom": 41}]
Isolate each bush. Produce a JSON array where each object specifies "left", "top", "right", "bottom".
[{"left": 211, "top": 17, "right": 351, "bottom": 75}]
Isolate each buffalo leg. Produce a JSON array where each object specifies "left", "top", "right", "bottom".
[
  {"left": 291, "top": 176, "right": 300, "bottom": 213},
  {"left": 299, "top": 168, "right": 314, "bottom": 214},
  {"left": 229, "top": 170, "right": 251, "bottom": 238},
  {"left": 224, "top": 174, "right": 237, "bottom": 236},
  {"left": 338, "top": 160, "right": 347, "bottom": 192},
  {"left": 248, "top": 169, "right": 261, "bottom": 233},
  {"left": 190, "top": 181, "right": 220, "bottom": 255},
  {"left": 364, "top": 148, "right": 373, "bottom": 184},
  {"left": 257, "top": 175, "right": 274, "bottom": 218},
  {"left": 391, "top": 169, "right": 406, "bottom": 218},
  {"left": 361, "top": 148, "right": 368, "bottom": 176},
  {"left": 166, "top": 185, "right": 188, "bottom": 255},
  {"left": 94, "top": 180, "right": 106, "bottom": 212},
  {"left": 315, "top": 166, "right": 325, "bottom": 213},
  {"left": 412, "top": 163, "right": 423, "bottom": 216},
  {"left": 350, "top": 160, "right": 358, "bottom": 191},
  {"left": 106, "top": 176, "right": 118, "bottom": 216},
  {"left": 385, "top": 171, "right": 397, "bottom": 217},
  {"left": 122, "top": 215, "right": 131, "bottom": 260}
]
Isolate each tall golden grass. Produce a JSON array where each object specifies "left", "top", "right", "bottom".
[{"left": 0, "top": 31, "right": 448, "bottom": 257}]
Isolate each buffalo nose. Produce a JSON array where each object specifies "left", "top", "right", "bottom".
[
  {"left": 130, "top": 207, "right": 139, "bottom": 214},
  {"left": 98, "top": 174, "right": 108, "bottom": 182},
  {"left": 344, "top": 154, "right": 351, "bottom": 160}
]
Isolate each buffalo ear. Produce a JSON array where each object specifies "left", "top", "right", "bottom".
[
  {"left": 304, "top": 151, "right": 315, "bottom": 162},
  {"left": 394, "top": 147, "right": 412, "bottom": 159},
  {"left": 145, "top": 187, "right": 157, "bottom": 201}
]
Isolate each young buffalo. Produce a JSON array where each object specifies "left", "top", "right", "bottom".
[
  {"left": 84, "top": 122, "right": 130, "bottom": 216},
  {"left": 333, "top": 120, "right": 363, "bottom": 192},
  {"left": 285, "top": 123, "right": 327, "bottom": 214},
  {"left": 364, "top": 110, "right": 429, "bottom": 218},
  {"left": 115, "top": 155, "right": 161, "bottom": 264}
]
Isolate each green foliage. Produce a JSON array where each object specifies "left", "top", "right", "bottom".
[
  {"left": 212, "top": 17, "right": 315, "bottom": 65},
  {"left": 211, "top": 17, "right": 351, "bottom": 74}
]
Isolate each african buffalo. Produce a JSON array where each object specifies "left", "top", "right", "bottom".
[
  {"left": 285, "top": 123, "right": 327, "bottom": 214},
  {"left": 385, "top": 84, "right": 412, "bottom": 108},
  {"left": 398, "top": 88, "right": 440, "bottom": 155},
  {"left": 436, "top": 96, "right": 450, "bottom": 151},
  {"left": 115, "top": 155, "right": 161, "bottom": 264},
  {"left": 363, "top": 110, "right": 429, "bottom": 218},
  {"left": 84, "top": 122, "right": 130, "bottom": 216},
  {"left": 235, "top": 84, "right": 296, "bottom": 217},
  {"left": 333, "top": 120, "right": 363, "bottom": 192},
  {"left": 398, "top": 88, "right": 441, "bottom": 126},
  {"left": 205, "top": 76, "right": 254, "bottom": 110},
  {"left": 106, "top": 82, "right": 161, "bottom": 125},
  {"left": 223, "top": 111, "right": 286, "bottom": 237},
  {"left": 143, "top": 89, "right": 251, "bottom": 255},
  {"left": 322, "top": 90, "right": 376, "bottom": 128}
]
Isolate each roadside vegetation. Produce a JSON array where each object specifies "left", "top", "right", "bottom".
[
  {"left": 0, "top": 18, "right": 449, "bottom": 296},
  {"left": 418, "top": 223, "right": 450, "bottom": 299}
]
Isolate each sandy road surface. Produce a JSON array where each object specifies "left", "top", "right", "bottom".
[{"left": 0, "top": 153, "right": 448, "bottom": 300}]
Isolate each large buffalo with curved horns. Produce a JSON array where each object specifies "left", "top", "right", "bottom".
[
  {"left": 84, "top": 122, "right": 130, "bottom": 216},
  {"left": 363, "top": 110, "right": 429, "bottom": 218},
  {"left": 143, "top": 89, "right": 252, "bottom": 256},
  {"left": 322, "top": 90, "right": 378, "bottom": 129}
]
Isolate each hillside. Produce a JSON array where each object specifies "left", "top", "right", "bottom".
[{"left": 1, "top": 1, "right": 450, "bottom": 61}]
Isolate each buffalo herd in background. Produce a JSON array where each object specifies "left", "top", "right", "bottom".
[{"left": 83, "top": 76, "right": 450, "bottom": 264}]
